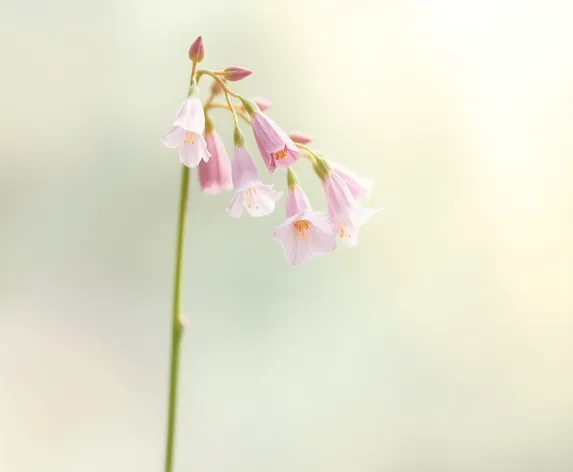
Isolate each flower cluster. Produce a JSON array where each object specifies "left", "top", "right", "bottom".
[{"left": 161, "top": 36, "right": 379, "bottom": 265}]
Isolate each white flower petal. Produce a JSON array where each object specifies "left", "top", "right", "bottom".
[
  {"left": 226, "top": 192, "right": 244, "bottom": 218},
  {"left": 161, "top": 126, "right": 184, "bottom": 148}
]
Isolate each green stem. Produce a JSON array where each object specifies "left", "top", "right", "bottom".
[{"left": 164, "top": 165, "right": 190, "bottom": 472}]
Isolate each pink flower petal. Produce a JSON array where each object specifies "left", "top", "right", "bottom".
[
  {"left": 178, "top": 134, "right": 210, "bottom": 168},
  {"left": 199, "top": 132, "right": 233, "bottom": 194},
  {"left": 331, "top": 162, "right": 375, "bottom": 200},
  {"left": 226, "top": 192, "right": 244, "bottom": 218},
  {"left": 244, "top": 185, "right": 282, "bottom": 217},
  {"left": 286, "top": 185, "right": 312, "bottom": 218},
  {"left": 232, "top": 147, "right": 260, "bottom": 190},
  {"left": 305, "top": 210, "right": 334, "bottom": 235},
  {"left": 348, "top": 206, "right": 380, "bottom": 228},
  {"left": 227, "top": 183, "right": 281, "bottom": 218},
  {"left": 251, "top": 112, "right": 300, "bottom": 173},
  {"left": 324, "top": 172, "right": 359, "bottom": 215},
  {"left": 173, "top": 97, "right": 206, "bottom": 134},
  {"left": 251, "top": 113, "right": 285, "bottom": 153},
  {"left": 161, "top": 126, "right": 185, "bottom": 148},
  {"left": 332, "top": 207, "right": 379, "bottom": 247},
  {"left": 273, "top": 210, "right": 336, "bottom": 265},
  {"left": 309, "top": 225, "right": 337, "bottom": 254}
]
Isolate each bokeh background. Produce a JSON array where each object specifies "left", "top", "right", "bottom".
[{"left": 1, "top": 0, "right": 573, "bottom": 471}]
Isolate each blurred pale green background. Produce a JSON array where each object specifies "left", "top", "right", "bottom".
[{"left": 1, "top": 0, "right": 573, "bottom": 471}]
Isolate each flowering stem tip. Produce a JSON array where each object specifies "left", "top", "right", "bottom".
[{"left": 160, "top": 33, "right": 380, "bottom": 472}]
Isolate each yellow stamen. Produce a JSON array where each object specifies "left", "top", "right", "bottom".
[
  {"left": 271, "top": 147, "right": 288, "bottom": 160},
  {"left": 183, "top": 131, "right": 195, "bottom": 144},
  {"left": 293, "top": 219, "right": 310, "bottom": 240},
  {"left": 339, "top": 221, "right": 351, "bottom": 239},
  {"left": 246, "top": 188, "right": 258, "bottom": 208}
]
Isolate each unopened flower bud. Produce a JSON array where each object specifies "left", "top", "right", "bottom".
[
  {"left": 189, "top": 36, "right": 205, "bottom": 63},
  {"left": 252, "top": 97, "right": 272, "bottom": 111},
  {"left": 223, "top": 65, "right": 252, "bottom": 82},
  {"left": 210, "top": 78, "right": 225, "bottom": 96},
  {"left": 286, "top": 168, "right": 300, "bottom": 188},
  {"left": 288, "top": 131, "right": 313, "bottom": 145}
]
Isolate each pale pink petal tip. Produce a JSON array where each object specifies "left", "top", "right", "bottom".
[
  {"left": 331, "top": 162, "right": 375, "bottom": 200},
  {"left": 189, "top": 36, "right": 205, "bottom": 62},
  {"left": 161, "top": 126, "right": 184, "bottom": 148},
  {"left": 252, "top": 97, "right": 272, "bottom": 111},
  {"left": 178, "top": 135, "right": 211, "bottom": 168},
  {"left": 223, "top": 65, "right": 252, "bottom": 82},
  {"left": 226, "top": 184, "right": 282, "bottom": 218},
  {"left": 288, "top": 131, "right": 313, "bottom": 145}
]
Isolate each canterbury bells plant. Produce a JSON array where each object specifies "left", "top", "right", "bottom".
[{"left": 159, "top": 36, "right": 379, "bottom": 472}]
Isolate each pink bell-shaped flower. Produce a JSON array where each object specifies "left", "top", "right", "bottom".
[
  {"left": 273, "top": 170, "right": 336, "bottom": 265},
  {"left": 198, "top": 127, "right": 233, "bottom": 194},
  {"left": 161, "top": 84, "right": 211, "bottom": 168},
  {"left": 241, "top": 98, "right": 299, "bottom": 173},
  {"left": 226, "top": 146, "right": 282, "bottom": 217}
]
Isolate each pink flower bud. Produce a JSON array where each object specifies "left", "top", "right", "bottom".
[
  {"left": 223, "top": 65, "right": 252, "bottom": 82},
  {"left": 189, "top": 36, "right": 205, "bottom": 63},
  {"left": 210, "top": 78, "right": 225, "bottom": 96},
  {"left": 288, "top": 131, "right": 313, "bottom": 145},
  {"left": 237, "top": 97, "right": 272, "bottom": 114},
  {"left": 252, "top": 97, "right": 272, "bottom": 112}
]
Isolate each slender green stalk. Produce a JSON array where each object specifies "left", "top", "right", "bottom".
[{"left": 164, "top": 165, "right": 190, "bottom": 472}]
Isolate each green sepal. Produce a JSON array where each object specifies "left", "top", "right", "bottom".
[
  {"left": 205, "top": 113, "right": 215, "bottom": 134},
  {"left": 187, "top": 83, "right": 200, "bottom": 98},
  {"left": 312, "top": 155, "right": 331, "bottom": 181},
  {"left": 234, "top": 127, "right": 246, "bottom": 147},
  {"left": 287, "top": 168, "right": 299, "bottom": 188},
  {"left": 240, "top": 97, "right": 260, "bottom": 116}
]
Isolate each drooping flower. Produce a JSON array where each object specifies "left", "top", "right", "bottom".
[
  {"left": 198, "top": 129, "right": 233, "bottom": 194},
  {"left": 330, "top": 162, "right": 375, "bottom": 200},
  {"left": 240, "top": 98, "right": 299, "bottom": 173},
  {"left": 274, "top": 173, "right": 336, "bottom": 265},
  {"left": 226, "top": 146, "right": 282, "bottom": 217},
  {"left": 161, "top": 84, "right": 210, "bottom": 168},
  {"left": 315, "top": 158, "right": 378, "bottom": 247}
]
